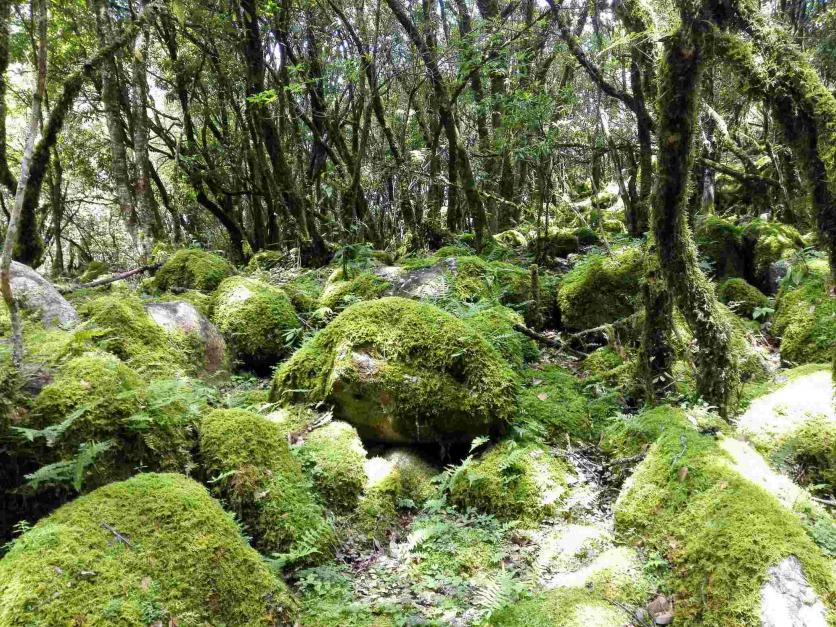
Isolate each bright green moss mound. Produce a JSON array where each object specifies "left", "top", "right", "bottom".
[
  {"left": 449, "top": 256, "right": 530, "bottom": 305},
  {"left": 591, "top": 190, "right": 618, "bottom": 209},
  {"left": 487, "top": 587, "right": 631, "bottom": 626},
  {"left": 77, "top": 259, "right": 109, "bottom": 283},
  {"left": 449, "top": 440, "right": 567, "bottom": 524},
  {"left": 212, "top": 276, "right": 300, "bottom": 369},
  {"left": 695, "top": 215, "right": 745, "bottom": 279},
  {"left": 465, "top": 305, "right": 538, "bottom": 369},
  {"left": 557, "top": 246, "right": 642, "bottom": 330},
  {"left": 717, "top": 277, "right": 769, "bottom": 319},
  {"left": 295, "top": 420, "right": 368, "bottom": 513},
  {"left": 78, "top": 292, "right": 198, "bottom": 375},
  {"left": 270, "top": 297, "right": 518, "bottom": 444},
  {"left": 153, "top": 248, "right": 236, "bottom": 293},
  {"left": 772, "top": 416, "right": 836, "bottom": 492},
  {"left": 529, "top": 228, "right": 579, "bottom": 259},
  {"left": 0, "top": 473, "right": 295, "bottom": 625},
  {"left": 742, "top": 219, "right": 804, "bottom": 285},
  {"left": 199, "top": 408, "right": 334, "bottom": 563},
  {"left": 318, "top": 269, "right": 390, "bottom": 311},
  {"left": 433, "top": 244, "right": 473, "bottom": 257},
  {"left": 246, "top": 249, "right": 285, "bottom": 272},
  {"left": 774, "top": 259, "right": 836, "bottom": 364},
  {"left": 493, "top": 229, "right": 528, "bottom": 248},
  {"left": 613, "top": 406, "right": 836, "bottom": 626}
]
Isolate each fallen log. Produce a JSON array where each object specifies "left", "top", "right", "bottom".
[{"left": 58, "top": 261, "right": 162, "bottom": 294}]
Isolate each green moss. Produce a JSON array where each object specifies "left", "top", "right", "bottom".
[
  {"left": 717, "top": 277, "right": 769, "bottom": 318},
  {"left": 271, "top": 298, "right": 518, "bottom": 444},
  {"left": 591, "top": 190, "right": 618, "bottom": 210},
  {"left": 581, "top": 347, "right": 640, "bottom": 399},
  {"left": 153, "top": 248, "right": 236, "bottom": 293},
  {"left": 742, "top": 219, "right": 804, "bottom": 286},
  {"left": 487, "top": 587, "right": 631, "bottom": 626},
  {"left": 296, "top": 564, "right": 397, "bottom": 627},
  {"left": 449, "top": 440, "right": 568, "bottom": 524},
  {"left": 212, "top": 276, "right": 300, "bottom": 369},
  {"left": 156, "top": 289, "right": 213, "bottom": 316},
  {"left": 0, "top": 473, "right": 296, "bottom": 625},
  {"left": 465, "top": 305, "right": 538, "bottom": 369},
  {"left": 449, "top": 256, "right": 531, "bottom": 305},
  {"left": 493, "top": 229, "right": 528, "bottom": 248},
  {"left": 199, "top": 408, "right": 335, "bottom": 563},
  {"left": 318, "top": 270, "right": 390, "bottom": 311},
  {"left": 613, "top": 406, "right": 836, "bottom": 626},
  {"left": 530, "top": 228, "right": 579, "bottom": 259},
  {"left": 295, "top": 421, "right": 368, "bottom": 513},
  {"left": 246, "top": 250, "right": 285, "bottom": 272},
  {"left": 282, "top": 272, "right": 326, "bottom": 313},
  {"left": 433, "top": 244, "right": 474, "bottom": 257},
  {"left": 573, "top": 226, "right": 600, "bottom": 246},
  {"left": 77, "top": 260, "right": 109, "bottom": 283},
  {"left": 774, "top": 259, "right": 836, "bottom": 364},
  {"left": 557, "top": 246, "right": 643, "bottom": 330},
  {"left": 695, "top": 215, "right": 745, "bottom": 279},
  {"left": 772, "top": 416, "right": 836, "bottom": 491}
]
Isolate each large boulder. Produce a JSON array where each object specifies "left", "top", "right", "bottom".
[
  {"left": 145, "top": 300, "right": 227, "bottom": 373},
  {"left": 8, "top": 261, "right": 78, "bottom": 327},
  {"left": 0, "top": 473, "right": 296, "bottom": 625},
  {"left": 270, "top": 297, "right": 518, "bottom": 444}
]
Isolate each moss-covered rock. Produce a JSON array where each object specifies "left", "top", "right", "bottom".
[
  {"left": 145, "top": 300, "right": 228, "bottom": 374},
  {"left": 153, "top": 248, "right": 236, "bottom": 293},
  {"left": 774, "top": 259, "right": 836, "bottom": 364},
  {"left": 613, "top": 406, "right": 836, "bottom": 626},
  {"left": 574, "top": 226, "right": 600, "bottom": 246},
  {"left": 198, "top": 408, "right": 334, "bottom": 564},
  {"left": 212, "top": 276, "right": 300, "bottom": 370},
  {"left": 486, "top": 587, "right": 632, "bottom": 626},
  {"left": 271, "top": 298, "right": 518, "bottom": 444},
  {"left": 742, "top": 219, "right": 804, "bottom": 291},
  {"left": 717, "top": 277, "right": 769, "bottom": 319},
  {"left": 695, "top": 215, "right": 745, "bottom": 279},
  {"left": 246, "top": 249, "right": 286, "bottom": 272},
  {"left": 465, "top": 305, "right": 538, "bottom": 369},
  {"left": 432, "top": 244, "right": 474, "bottom": 257},
  {"left": 493, "top": 229, "right": 528, "bottom": 248},
  {"left": 295, "top": 420, "right": 368, "bottom": 513},
  {"left": 528, "top": 228, "right": 579, "bottom": 259},
  {"left": 0, "top": 473, "right": 296, "bottom": 625},
  {"left": 77, "top": 259, "right": 109, "bottom": 283},
  {"left": 9, "top": 261, "right": 80, "bottom": 328},
  {"left": 591, "top": 190, "right": 618, "bottom": 210},
  {"left": 557, "top": 246, "right": 643, "bottom": 330},
  {"left": 449, "top": 440, "right": 568, "bottom": 524},
  {"left": 318, "top": 269, "right": 390, "bottom": 311},
  {"left": 449, "top": 256, "right": 531, "bottom": 305}
]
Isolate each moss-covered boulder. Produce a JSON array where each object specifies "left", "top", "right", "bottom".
[
  {"left": 742, "top": 219, "right": 804, "bottom": 292},
  {"left": 557, "top": 246, "right": 642, "bottom": 330},
  {"left": 271, "top": 298, "right": 518, "bottom": 444},
  {"left": 295, "top": 420, "right": 368, "bottom": 513},
  {"left": 199, "top": 408, "right": 334, "bottom": 563},
  {"left": 773, "top": 259, "right": 835, "bottom": 364},
  {"left": 487, "top": 587, "right": 632, "bottom": 626},
  {"left": 211, "top": 276, "right": 300, "bottom": 370},
  {"left": 717, "top": 277, "right": 769, "bottom": 319},
  {"left": 9, "top": 261, "right": 79, "bottom": 327},
  {"left": 465, "top": 305, "right": 538, "bottom": 369},
  {"left": 449, "top": 440, "right": 568, "bottom": 524},
  {"left": 695, "top": 215, "right": 745, "bottom": 279},
  {"left": 613, "top": 406, "right": 836, "bottom": 626},
  {"left": 493, "top": 229, "right": 528, "bottom": 249},
  {"left": 449, "top": 256, "right": 530, "bottom": 305},
  {"left": 153, "top": 248, "right": 236, "bottom": 293},
  {"left": 318, "top": 269, "right": 390, "bottom": 311},
  {"left": 528, "top": 228, "right": 579, "bottom": 259},
  {"left": 246, "top": 249, "right": 286, "bottom": 272},
  {"left": 0, "top": 473, "right": 296, "bottom": 625},
  {"left": 591, "top": 190, "right": 618, "bottom": 210},
  {"left": 145, "top": 300, "right": 228, "bottom": 374}
]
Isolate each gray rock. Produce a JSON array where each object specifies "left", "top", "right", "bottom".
[
  {"left": 9, "top": 261, "right": 79, "bottom": 327},
  {"left": 376, "top": 258, "right": 456, "bottom": 301},
  {"left": 760, "top": 556, "right": 827, "bottom": 627},
  {"left": 765, "top": 259, "right": 790, "bottom": 295},
  {"left": 145, "top": 301, "right": 227, "bottom": 373}
]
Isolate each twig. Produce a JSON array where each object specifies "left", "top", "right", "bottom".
[
  {"left": 59, "top": 262, "right": 162, "bottom": 293},
  {"left": 606, "top": 451, "right": 647, "bottom": 468},
  {"left": 100, "top": 522, "right": 132, "bottom": 547},
  {"left": 512, "top": 322, "right": 586, "bottom": 357},
  {"left": 811, "top": 496, "right": 836, "bottom": 507}
]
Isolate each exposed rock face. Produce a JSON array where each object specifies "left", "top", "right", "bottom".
[
  {"left": 145, "top": 300, "right": 227, "bottom": 373},
  {"left": 760, "top": 556, "right": 827, "bottom": 627},
  {"left": 376, "top": 259, "right": 455, "bottom": 300},
  {"left": 9, "top": 261, "right": 78, "bottom": 327}
]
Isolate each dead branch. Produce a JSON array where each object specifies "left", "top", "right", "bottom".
[{"left": 59, "top": 261, "right": 162, "bottom": 294}]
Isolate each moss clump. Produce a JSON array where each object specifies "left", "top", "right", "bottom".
[
  {"left": 773, "top": 259, "right": 836, "bottom": 364},
  {"left": 78, "top": 293, "right": 199, "bottom": 375},
  {"left": 772, "top": 416, "right": 836, "bottom": 492},
  {"left": 77, "top": 260, "right": 109, "bottom": 283},
  {"left": 717, "top": 277, "right": 769, "bottom": 318},
  {"left": 448, "top": 256, "right": 531, "bottom": 305},
  {"left": 432, "top": 244, "right": 473, "bottom": 257},
  {"left": 199, "top": 408, "right": 334, "bottom": 563},
  {"left": 486, "top": 587, "right": 631, "bottom": 626},
  {"left": 153, "top": 248, "right": 236, "bottom": 293},
  {"left": 581, "top": 346, "right": 640, "bottom": 399},
  {"left": 465, "top": 305, "right": 538, "bottom": 369},
  {"left": 246, "top": 249, "right": 286, "bottom": 272},
  {"left": 212, "top": 276, "right": 300, "bottom": 369},
  {"left": 613, "top": 406, "right": 836, "bottom": 625},
  {"left": 742, "top": 219, "right": 804, "bottom": 288},
  {"left": 449, "top": 440, "right": 568, "bottom": 524},
  {"left": 695, "top": 215, "right": 745, "bottom": 279},
  {"left": 574, "top": 226, "right": 600, "bottom": 246},
  {"left": 271, "top": 298, "right": 518, "bottom": 444},
  {"left": 0, "top": 473, "right": 296, "bottom": 625},
  {"left": 557, "top": 246, "right": 642, "bottom": 330},
  {"left": 529, "top": 228, "right": 579, "bottom": 259},
  {"left": 282, "top": 271, "right": 326, "bottom": 313},
  {"left": 318, "top": 270, "right": 390, "bottom": 311},
  {"left": 295, "top": 421, "right": 368, "bottom": 513},
  {"left": 591, "top": 190, "right": 618, "bottom": 209},
  {"left": 493, "top": 229, "right": 528, "bottom": 248}
]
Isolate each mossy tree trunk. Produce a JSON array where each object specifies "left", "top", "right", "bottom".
[
  {"left": 639, "top": 236, "right": 675, "bottom": 402},
  {"left": 651, "top": 5, "right": 739, "bottom": 417}
]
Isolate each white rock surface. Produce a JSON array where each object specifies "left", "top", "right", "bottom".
[
  {"left": 9, "top": 261, "right": 78, "bottom": 327},
  {"left": 760, "top": 556, "right": 827, "bottom": 627}
]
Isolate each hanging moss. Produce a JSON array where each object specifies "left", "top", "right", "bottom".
[
  {"left": 486, "top": 587, "right": 632, "bottom": 626},
  {"left": 464, "top": 305, "right": 538, "bottom": 369},
  {"left": 294, "top": 421, "right": 368, "bottom": 514},
  {"left": 270, "top": 298, "right": 518, "bottom": 444},
  {"left": 318, "top": 269, "right": 390, "bottom": 311},
  {"left": 212, "top": 276, "right": 300, "bottom": 370},
  {"left": 198, "top": 408, "right": 335, "bottom": 564},
  {"left": 613, "top": 406, "right": 836, "bottom": 625},
  {"left": 557, "top": 246, "right": 643, "bottom": 330},
  {"left": 773, "top": 258, "right": 836, "bottom": 364},
  {"left": 0, "top": 473, "right": 296, "bottom": 625},
  {"left": 152, "top": 248, "right": 236, "bottom": 293},
  {"left": 449, "top": 440, "right": 568, "bottom": 525},
  {"left": 694, "top": 215, "right": 745, "bottom": 279},
  {"left": 716, "top": 277, "right": 769, "bottom": 318}
]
